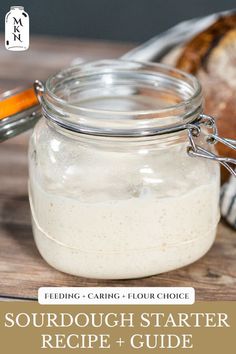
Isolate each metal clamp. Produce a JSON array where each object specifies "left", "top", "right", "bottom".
[
  {"left": 187, "top": 114, "right": 236, "bottom": 177},
  {"left": 34, "top": 80, "right": 45, "bottom": 104}
]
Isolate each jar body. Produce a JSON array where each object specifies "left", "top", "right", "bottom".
[{"left": 28, "top": 118, "right": 220, "bottom": 279}]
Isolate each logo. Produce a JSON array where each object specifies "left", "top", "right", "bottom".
[{"left": 5, "top": 6, "right": 29, "bottom": 51}]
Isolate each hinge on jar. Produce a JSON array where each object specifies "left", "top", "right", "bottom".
[
  {"left": 34, "top": 80, "right": 45, "bottom": 103},
  {"left": 187, "top": 114, "right": 236, "bottom": 177}
]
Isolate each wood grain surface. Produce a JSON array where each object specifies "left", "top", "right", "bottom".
[{"left": 0, "top": 35, "right": 235, "bottom": 301}]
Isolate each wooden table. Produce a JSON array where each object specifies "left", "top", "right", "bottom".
[{"left": 0, "top": 36, "right": 235, "bottom": 301}]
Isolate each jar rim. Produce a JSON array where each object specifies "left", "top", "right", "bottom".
[{"left": 43, "top": 59, "right": 203, "bottom": 137}]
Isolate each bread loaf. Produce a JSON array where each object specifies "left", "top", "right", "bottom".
[{"left": 167, "top": 14, "right": 236, "bottom": 181}]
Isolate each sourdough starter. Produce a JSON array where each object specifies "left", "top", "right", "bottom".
[{"left": 29, "top": 172, "right": 219, "bottom": 279}]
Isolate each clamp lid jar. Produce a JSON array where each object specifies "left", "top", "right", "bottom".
[{"left": 29, "top": 60, "right": 222, "bottom": 279}]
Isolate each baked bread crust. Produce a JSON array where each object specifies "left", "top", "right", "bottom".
[{"left": 175, "top": 14, "right": 236, "bottom": 181}]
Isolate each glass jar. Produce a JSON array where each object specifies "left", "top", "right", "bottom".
[{"left": 28, "top": 60, "right": 220, "bottom": 279}]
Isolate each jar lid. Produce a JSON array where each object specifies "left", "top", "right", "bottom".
[
  {"left": 10, "top": 6, "right": 24, "bottom": 10},
  {"left": 43, "top": 60, "right": 202, "bottom": 137}
]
